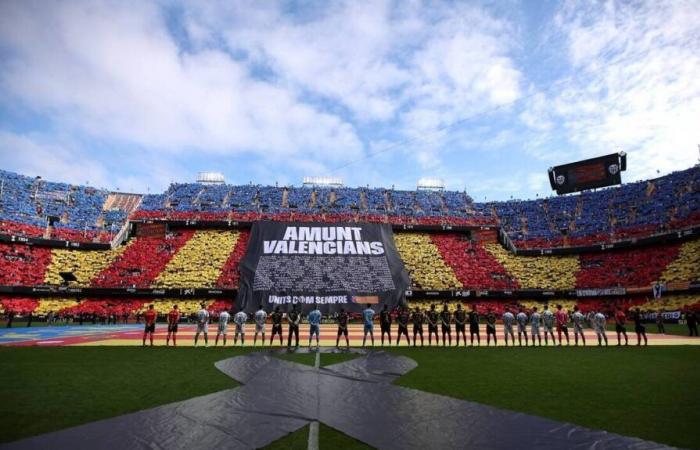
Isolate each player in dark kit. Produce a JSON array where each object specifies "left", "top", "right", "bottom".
[
  {"left": 336, "top": 308, "right": 350, "bottom": 349},
  {"left": 412, "top": 307, "right": 425, "bottom": 347},
  {"left": 440, "top": 304, "right": 452, "bottom": 346},
  {"left": 485, "top": 309, "right": 497, "bottom": 346},
  {"left": 380, "top": 305, "right": 392, "bottom": 346},
  {"left": 614, "top": 307, "right": 629, "bottom": 346},
  {"left": 427, "top": 304, "right": 439, "bottom": 346},
  {"left": 396, "top": 306, "right": 411, "bottom": 346},
  {"left": 632, "top": 307, "right": 647, "bottom": 346},
  {"left": 270, "top": 306, "right": 284, "bottom": 346},
  {"left": 468, "top": 305, "right": 481, "bottom": 346},
  {"left": 142, "top": 304, "right": 156, "bottom": 347},
  {"left": 454, "top": 303, "right": 467, "bottom": 346},
  {"left": 287, "top": 304, "right": 301, "bottom": 348}
]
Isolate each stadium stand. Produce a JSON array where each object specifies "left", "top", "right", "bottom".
[
  {"left": 660, "top": 239, "right": 700, "bottom": 283},
  {"left": 44, "top": 245, "right": 130, "bottom": 286},
  {"left": 0, "top": 170, "right": 134, "bottom": 243},
  {"left": 394, "top": 233, "right": 462, "bottom": 290},
  {"left": 153, "top": 230, "right": 239, "bottom": 288},
  {"left": 0, "top": 243, "right": 52, "bottom": 286},
  {"left": 92, "top": 230, "right": 195, "bottom": 287},
  {"left": 483, "top": 243, "right": 580, "bottom": 290}
]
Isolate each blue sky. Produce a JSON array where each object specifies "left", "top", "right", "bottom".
[{"left": 0, "top": 0, "right": 698, "bottom": 200}]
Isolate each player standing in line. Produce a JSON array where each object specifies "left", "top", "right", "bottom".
[
  {"left": 287, "top": 304, "right": 301, "bottom": 348},
  {"left": 594, "top": 310, "right": 608, "bottom": 346},
  {"left": 454, "top": 303, "right": 467, "bottom": 347},
  {"left": 632, "top": 307, "right": 647, "bottom": 346},
  {"left": 194, "top": 303, "right": 210, "bottom": 347},
  {"left": 166, "top": 304, "right": 180, "bottom": 346},
  {"left": 427, "top": 304, "right": 440, "bottom": 346},
  {"left": 270, "top": 306, "right": 284, "bottom": 346},
  {"left": 542, "top": 304, "right": 556, "bottom": 346},
  {"left": 253, "top": 305, "right": 268, "bottom": 347},
  {"left": 380, "top": 304, "right": 392, "bottom": 347},
  {"left": 412, "top": 307, "right": 425, "bottom": 347},
  {"left": 233, "top": 309, "right": 248, "bottom": 346},
  {"left": 530, "top": 306, "right": 542, "bottom": 346},
  {"left": 362, "top": 304, "right": 375, "bottom": 348},
  {"left": 336, "top": 307, "right": 350, "bottom": 349},
  {"left": 555, "top": 304, "right": 570, "bottom": 346},
  {"left": 655, "top": 310, "right": 665, "bottom": 334},
  {"left": 215, "top": 309, "right": 230, "bottom": 346},
  {"left": 440, "top": 304, "right": 452, "bottom": 347},
  {"left": 142, "top": 304, "right": 157, "bottom": 347},
  {"left": 614, "top": 306, "right": 629, "bottom": 346},
  {"left": 502, "top": 308, "right": 515, "bottom": 346},
  {"left": 468, "top": 304, "right": 481, "bottom": 346},
  {"left": 572, "top": 306, "right": 586, "bottom": 346},
  {"left": 516, "top": 307, "right": 528, "bottom": 347},
  {"left": 396, "top": 306, "right": 411, "bottom": 346},
  {"left": 485, "top": 309, "right": 497, "bottom": 346},
  {"left": 308, "top": 304, "right": 322, "bottom": 349}
]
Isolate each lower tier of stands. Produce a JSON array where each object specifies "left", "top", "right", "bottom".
[
  {"left": 1, "top": 296, "right": 697, "bottom": 318},
  {"left": 1, "top": 233, "right": 698, "bottom": 291}
]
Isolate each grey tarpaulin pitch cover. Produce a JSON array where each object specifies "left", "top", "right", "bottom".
[
  {"left": 236, "top": 222, "right": 410, "bottom": 314},
  {"left": 3, "top": 351, "right": 673, "bottom": 450}
]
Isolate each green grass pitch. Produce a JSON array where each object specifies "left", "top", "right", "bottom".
[{"left": 0, "top": 346, "right": 698, "bottom": 449}]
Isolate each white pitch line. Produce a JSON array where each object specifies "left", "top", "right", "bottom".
[
  {"left": 308, "top": 350, "right": 320, "bottom": 450},
  {"left": 37, "top": 340, "right": 63, "bottom": 344}
]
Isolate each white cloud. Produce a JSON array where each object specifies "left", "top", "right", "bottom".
[
  {"left": 0, "top": 0, "right": 363, "bottom": 162},
  {"left": 524, "top": 0, "right": 700, "bottom": 180}
]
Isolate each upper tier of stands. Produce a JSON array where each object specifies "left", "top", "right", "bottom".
[
  {"left": 2, "top": 164, "right": 699, "bottom": 248},
  {"left": 0, "top": 170, "right": 134, "bottom": 242}
]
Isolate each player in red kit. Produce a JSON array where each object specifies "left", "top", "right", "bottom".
[
  {"left": 143, "top": 304, "right": 157, "bottom": 347},
  {"left": 166, "top": 305, "right": 180, "bottom": 346},
  {"left": 614, "top": 307, "right": 629, "bottom": 346}
]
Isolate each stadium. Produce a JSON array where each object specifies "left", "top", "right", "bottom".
[{"left": 1, "top": 1, "right": 700, "bottom": 449}]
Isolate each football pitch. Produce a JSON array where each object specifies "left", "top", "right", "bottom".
[{"left": 1, "top": 346, "right": 699, "bottom": 449}]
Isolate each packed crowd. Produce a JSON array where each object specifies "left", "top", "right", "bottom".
[
  {"left": 491, "top": 166, "right": 700, "bottom": 249},
  {"left": 0, "top": 170, "right": 128, "bottom": 243},
  {"left": 1, "top": 233, "right": 698, "bottom": 291}
]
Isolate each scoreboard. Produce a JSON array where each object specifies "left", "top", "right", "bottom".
[{"left": 548, "top": 152, "right": 626, "bottom": 195}]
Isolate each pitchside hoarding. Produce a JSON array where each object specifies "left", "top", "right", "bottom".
[{"left": 237, "top": 222, "right": 410, "bottom": 313}]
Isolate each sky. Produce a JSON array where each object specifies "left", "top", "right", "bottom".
[{"left": 0, "top": 0, "right": 698, "bottom": 201}]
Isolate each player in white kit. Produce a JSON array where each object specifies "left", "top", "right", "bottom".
[
  {"left": 594, "top": 311, "right": 608, "bottom": 346},
  {"left": 253, "top": 305, "right": 267, "bottom": 346},
  {"left": 516, "top": 308, "right": 528, "bottom": 347},
  {"left": 194, "top": 303, "right": 210, "bottom": 347},
  {"left": 530, "top": 306, "right": 542, "bottom": 346},
  {"left": 502, "top": 308, "right": 516, "bottom": 346},
  {"left": 215, "top": 310, "right": 231, "bottom": 346},
  {"left": 542, "top": 304, "right": 556, "bottom": 346},
  {"left": 572, "top": 305, "right": 586, "bottom": 346},
  {"left": 233, "top": 309, "right": 248, "bottom": 346}
]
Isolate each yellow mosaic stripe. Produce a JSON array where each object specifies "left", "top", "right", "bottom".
[
  {"left": 395, "top": 233, "right": 462, "bottom": 290},
  {"left": 660, "top": 239, "right": 700, "bottom": 283},
  {"left": 153, "top": 230, "right": 240, "bottom": 288},
  {"left": 138, "top": 299, "right": 215, "bottom": 315},
  {"left": 35, "top": 298, "right": 80, "bottom": 315},
  {"left": 484, "top": 243, "right": 579, "bottom": 290},
  {"left": 634, "top": 295, "right": 700, "bottom": 311},
  {"left": 44, "top": 243, "right": 130, "bottom": 286}
]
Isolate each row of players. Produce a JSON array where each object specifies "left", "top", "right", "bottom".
[{"left": 140, "top": 302, "right": 651, "bottom": 347}]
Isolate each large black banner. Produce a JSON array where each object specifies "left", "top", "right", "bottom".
[{"left": 237, "top": 222, "right": 410, "bottom": 313}]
